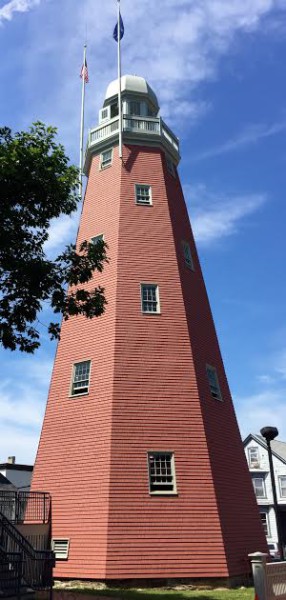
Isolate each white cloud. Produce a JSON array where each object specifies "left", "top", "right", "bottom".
[
  {"left": 0, "top": 355, "right": 53, "bottom": 464},
  {"left": 256, "top": 374, "right": 276, "bottom": 385},
  {"left": 237, "top": 389, "right": 286, "bottom": 441},
  {"left": 44, "top": 211, "right": 80, "bottom": 255},
  {"left": 184, "top": 183, "right": 266, "bottom": 246},
  {"left": 237, "top": 346, "right": 286, "bottom": 440},
  {"left": 0, "top": 0, "right": 40, "bottom": 24},
  {"left": 194, "top": 119, "right": 286, "bottom": 161},
  {"left": 11, "top": 0, "right": 286, "bottom": 156}
]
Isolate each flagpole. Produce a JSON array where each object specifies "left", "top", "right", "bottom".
[
  {"left": 79, "top": 44, "right": 87, "bottom": 199},
  {"left": 117, "top": 0, "right": 123, "bottom": 160}
]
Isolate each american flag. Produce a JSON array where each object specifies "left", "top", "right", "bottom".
[{"left": 80, "top": 58, "right": 89, "bottom": 83}]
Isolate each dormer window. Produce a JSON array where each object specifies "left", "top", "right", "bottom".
[{"left": 248, "top": 447, "right": 260, "bottom": 468}]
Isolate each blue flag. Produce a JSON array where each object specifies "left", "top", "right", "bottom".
[{"left": 113, "top": 12, "right": 124, "bottom": 42}]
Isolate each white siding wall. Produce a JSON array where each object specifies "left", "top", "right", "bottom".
[{"left": 244, "top": 438, "right": 286, "bottom": 545}]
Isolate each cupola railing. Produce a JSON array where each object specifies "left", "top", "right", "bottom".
[{"left": 88, "top": 114, "right": 179, "bottom": 158}]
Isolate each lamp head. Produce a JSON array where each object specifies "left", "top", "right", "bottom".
[{"left": 260, "top": 426, "right": 279, "bottom": 443}]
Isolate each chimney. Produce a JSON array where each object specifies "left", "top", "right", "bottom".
[{"left": 7, "top": 456, "right": 15, "bottom": 464}]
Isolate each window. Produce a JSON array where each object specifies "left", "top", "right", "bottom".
[
  {"left": 141, "top": 284, "right": 160, "bottom": 314},
  {"left": 100, "top": 148, "right": 112, "bottom": 169},
  {"left": 71, "top": 360, "right": 91, "bottom": 396},
  {"left": 248, "top": 446, "right": 260, "bottom": 468},
  {"left": 129, "top": 101, "right": 141, "bottom": 116},
  {"left": 51, "top": 539, "right": 70, "bottom": 560},
  {"left": 110, "top": 102, "right": 119, "bottom": 118},
  {"left": 99, "top": 107, "right": 110, "bottom": 122},
  {"left": 166, "top": 155, "right": 176, "bottom": 177},
  {"left": 182, "top": 241, "right": 194, "bottom": 270},
  {"left": 260, "top": 512, "right": 269, "bottom": 537},
  {"left": 252, "top": 477, "right": 266, "bottom": 498},
  {"left": 148, "top": 452, "right": 176, "bottom": 494},
  {"left": 206, "top": 365, "right": 222, "bottom": 401},
  {"left": 91, "top": 234, "right": 104, "bottom": 245},
  {"left": 135, "top": 184, "right": 152, "bottom": 206},
  {"left": 279, "top": 476, "right": 286, "bottom": 498}
]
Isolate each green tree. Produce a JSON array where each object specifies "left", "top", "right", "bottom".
[{"left": 0, "top": 122, "right": 108, "bottom": 353}]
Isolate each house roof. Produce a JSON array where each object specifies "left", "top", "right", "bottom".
[
  {"left": 243, "top": 433, "right": 286, "bottom": 466},
  {"left": 0, "top": 463, "right": 33, "bottom": 472},
  {"left": 0, "top": 473, "right": 14, "bottom": 486}
]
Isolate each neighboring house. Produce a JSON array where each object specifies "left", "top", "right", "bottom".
[
  {"left": 0, "top": 456, "right": 33, "bottom": 490},
  {"left": 0, "top": 472, "right": 16, "bottom": 492},
  {"left": 244, "top": 433, "right": 286, "bottom": 553}
]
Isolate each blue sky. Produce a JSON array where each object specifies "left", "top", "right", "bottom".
[{"left": 1, "top": 0, "right": 286, "bottom": 464}]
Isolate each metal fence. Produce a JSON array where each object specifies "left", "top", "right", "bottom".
[
  {"left": 0, "top": 491, "right": 51, "bottom": 524},
  {"left": 0, "top": 550, "right": 22, "bottom": 599},
  {"left": 0, "top": 510, "right": 54, "bottom": 593}
]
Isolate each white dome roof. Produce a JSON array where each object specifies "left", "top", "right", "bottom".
[{"left": 104, "top": 75, "right": 159, "bottom": 110}]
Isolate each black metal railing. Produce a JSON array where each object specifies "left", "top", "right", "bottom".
[
  {"left": 0, "top": 548, "right": 22, "bottom": 599},
  {"left": 0, "top": 491, "right": 51, "bottom": 524},
  {"left": 0, "top": 511, "right": 54, "bottom": 592}
]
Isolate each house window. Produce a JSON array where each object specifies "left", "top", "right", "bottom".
[
  {"left": 166, "top": 155, "right": 176, "bottom": 177},
  {"left": 129, "top": 101, "right": 141, "bottom": 116},
  {"left": 248, "top": 446, "right": 260, "bottom": 468},
  {"left": 252, "top": 477, "right": 266, "bottom": 498},
  {"left": 135, "top": 184, "right": 152, "bottom": 206},
  {"left": 260, "top": 512, "right": 269, "bottom": 537},
  {"left": 141, "top": 284, "right": 160, "bottom": 314},
  {"left": 206, "top": 365, "right": 222, "bottom": 401},
  {"left": 51, "top": 539, "right": 70, "bottom": 560},
  {"left": 148, "top": 452, "right": 176, "bottom": 494},
  {"left": 100, "top": 149, "right": 112, "bottom": 169},
  {"left": 279, "top": 476, "right": 286, "bottom": 498},
  {"left": 71, "top": 361, "right": 91, "bottom": 396},
  {"left": 182, "top": 241, "right": 194, "bottom": 270},
  {"left": 91, "top": 234, "right": 104, "bottom": 245}
]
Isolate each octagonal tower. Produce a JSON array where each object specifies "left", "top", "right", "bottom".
[{"left": 32, "top": 75, "right": 266, "bottom": 582}]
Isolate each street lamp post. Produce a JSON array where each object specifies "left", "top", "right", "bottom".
[{"left": 260, "top": 426, "right": 284, "bottom": 560}]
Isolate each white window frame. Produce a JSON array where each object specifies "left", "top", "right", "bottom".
[
  {"left": 260, "top": 512, "right": 270, "bottom": 537},
  {"left": 99, "top": 106, "right": 111, "bottom": 123},
  {"left": 279, "top": 476, "right": 286, "bottom": 498},
  {"left": 70, "top": 360, "right": 91, "bottom": 397},
  {"left": 148, "top": 452, "right": 177, "bottom": 496},
  {"left": 140, "top": 284, "right": 160, "bottom": 314},
  {"left": 248, "top": 446, "right": 260, "bottom": 468},
  {"left": 91, "top": 233, "right": 104, "bottom": 245},
  {"left": 206, "top": 364, "right": 223, "bottom": 401},
  {"left": 252, "top": 477, "right": 266, "bottom": 499},
  {"left": 166, "top": 154, "right": 176, "bottom": 177},
  {"left": 135, "top": 184, "right": 152, "bottom": 206},
  {"left": 182, "top": 240, "right": 194, "bottom": 271},
  {"left": 100, "top": 148, "right": 113, "bottom": 170},
  {"left": 51, "top": 538, "right": 70, "bottom": 560}
]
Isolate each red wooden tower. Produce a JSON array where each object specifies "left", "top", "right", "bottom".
[{"left": 32, "top": 75, "right": 266, "bottom": 582}]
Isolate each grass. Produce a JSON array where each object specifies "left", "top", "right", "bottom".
[{"left": 53, "top": 585, "right": 255, "bottom": 600}]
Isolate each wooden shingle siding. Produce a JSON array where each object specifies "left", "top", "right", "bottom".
[{"left": 32, "top": 144, "right": 267, "bottom": 580}]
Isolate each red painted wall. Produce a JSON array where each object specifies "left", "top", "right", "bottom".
[{"left": 32, "top": 144, "right": 266, "bottom": 580}]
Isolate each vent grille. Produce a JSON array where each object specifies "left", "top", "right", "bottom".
[{"left": 51, "top": 538, "right": 70, "bottom": 560}]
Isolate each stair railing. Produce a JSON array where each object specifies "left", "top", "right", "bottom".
[{"left": 0, "top": 510, "right": 54, "bottom": 592}]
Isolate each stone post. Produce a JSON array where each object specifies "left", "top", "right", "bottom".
[{"left": 249, "top": 552, "right": 268, "bottom": 600}]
